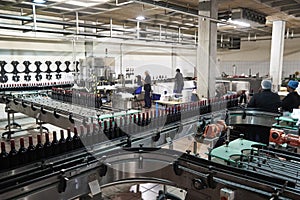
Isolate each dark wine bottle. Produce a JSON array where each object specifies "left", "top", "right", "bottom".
[
  {"left": 122, "top": 116, "right": 128, "bottom": 137},
  {"left": 177, "top": 105, "right": 181, "bottom": 121},
  {"left": 9, "top": 139, "right": 19, "bottom": 167},
  {"left": 36, "top": 134, "right": 44, "bottom": 160},
  {"left": 129, "top": 115, "right": 134, "bottom": 134},
  {"left": 137, "top": 113, "right": 142, "bottom": 126},
  {"left": 103, "top": 120, "right": 109, "bottom": 138},
  {"left": 171, "top": 107, "right": 175, "bottom": 123},
  {"left": 98, "top": 122, "right": 105, "bottom": 142},
  {"left": 59, "top": 130, "right": 67, "bottom": 153},
  {"left": 92, "top": 123, "right": 98, "bottom": 144},
  {"left": 79, "top": 125, "right": 86, "bottom": 144},
  {"left": 108, "top": 119, "right": 113, "bottom": 139},
  {"left": 51, "top": 131, "right": 60, "bottom": 156},
  {"left": 85, "top": 124, "right": 92, "bottom": 146},
  {"left": 27, "top": 136, "right": 36, "bottom": 162},
  {"left": 44, "top": 133, "right": 52, "bottom": 158},
  {"left": 119, "top": 117, "right": 124, "bottom": 137},
  {"left": 18, "top": 137, "right": 28, "bottom": 165},
  {"left": 167, "top": 107, "right": 171, "bottom": 124},
  {"left": 114, "top": 120, "right": 120, "bottom": 138},
  {"left": 141, "top": 113, "right": 146, "bottom": 126},
  {"left": 133, "top": 114, "right": 137, "bottom": 133},
  {"left": 146, "top": 112, "right": 150, "bottom": 126},
  {"left": 0, "top": 142, "right": 9, "bottom": 170},
  {"left": 66, "top": 127, "right": 73, "bottom": 151},
  {"left": 73, "top": 127, "right": 83, "bottom": 149}
]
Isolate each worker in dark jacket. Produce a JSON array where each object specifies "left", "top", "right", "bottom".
[
  {"left": 174, "top": 68, "right": 184, "bottom": 93},
  {"left": 282, "top": 80, "right": 300, "bottom": 112},
  {"left": 142, "top": 71, "right": 152, "bottom": 108},
  {"left": 248, "top": 80, "right": 281, "bottom": 113}
]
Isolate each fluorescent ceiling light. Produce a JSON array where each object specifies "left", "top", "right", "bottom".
[
  {"left": 228, "top": 19, "right": 251, "bottom": 27},
  {"left": 33, "top": 0, "right": 47, "bottom": 3},
  {"left": 51, "top": 0, "right": 108, "bottom": 7},
  {"left": 136, "top": 15, "right": 145, "bottom": 21}
]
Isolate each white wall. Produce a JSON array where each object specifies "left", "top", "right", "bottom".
[
  {"left": 91, "top": 41, "right": 196, "bottom": 79},
  {"left": 217, "top": 37, "right": 300, "bottom": 77}
]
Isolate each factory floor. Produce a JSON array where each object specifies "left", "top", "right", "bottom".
[{"left": 0, "top": 107, "right": 211, "bottom": 200}]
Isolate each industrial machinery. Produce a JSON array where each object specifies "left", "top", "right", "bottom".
[
  {"left": 78, "top": 57, "right": 116, "bottom": 90},
  {"left": 270, "top": 128, "right": 300, "bottom": 147},
  {"left": 1, "top": 88, "right": 300, "bottom": 199},
  {"left": 1, "top": 144, "right": 300, "bottom": 200}
]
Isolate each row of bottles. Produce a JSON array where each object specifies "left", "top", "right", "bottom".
[
  {"left": 0, "top": 121, "right": 131, "bottom": 171},
  {"left": 0, "top": 128, "right": 86, "bottom": 171},
  {"left": 97, "top": 95, "right": 239, "bottom": 137},
  {"left": 0, "top": 82, "right": 73, "bottom": 91},
  {"left": 0, "top": 95, "right": 239, "bottom": 171},
  {"left": 51, "top": 87, "right": 102, "bottom": 108}
]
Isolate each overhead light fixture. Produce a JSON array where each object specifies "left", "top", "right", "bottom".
[
  {"left": 33, "top": 0, "right": 47, "bottom": 3},
  {"left": 136, "top": 16, "right": 145, "bottom": 21},
  {"left": 228, "top": 19, "right": 251, "bottom": 27}
]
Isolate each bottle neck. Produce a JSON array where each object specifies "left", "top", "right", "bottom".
[
  {"left": 67, "top": 128, "right": 72, "bottom": 137},
  {"left": 1, "top": 142, "right": 6, "bottom": 153},
  {"left": 20, "top": 138, "right": 25, "bottom": 148},
  {"left": 29, "top": 136, "right": 34, "bottom": 146},
  {"left": 80, "top": 126, "right": 85, "bottom": 135},
  {"left": 53, "top": 131, "right": 58, "bottom": 141},
  {"left": 10, "top": 140, "right": 16, "bottom": 150},
  {"left": 37, "top": 135, "right": 42, "bottom": 144},
  {"left": 74, "top": 127, "right": 78, "bottom": 136},
  {"left": 60, "top": 130, "right": 64, "bottom": 139}
]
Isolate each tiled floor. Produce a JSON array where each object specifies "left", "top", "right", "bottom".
[{"left": 131, "top": 184, "right": 186, "bottom": 200}]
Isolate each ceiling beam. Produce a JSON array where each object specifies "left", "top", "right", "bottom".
[
  {"left": 280, "top": 4, "right": 300, "bottom": 11},
  {"left": 288, "top": 9, "right": 300, "bottom": 14},
  {"left": 271, "top": 0, "right": 297, "bottom": 7},
  {"left": 260, "top": 0, "right": 280, "bottom": 3}
]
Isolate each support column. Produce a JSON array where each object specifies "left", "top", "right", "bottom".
[
  {"left": 84, "top": 41, "right": 93, "bottom": 57},
  {"left": 171, "top": 47, "right": 176, "bottom": 78},
  {"left": 196, "top": 0, "right": 218, "bottom": 98},
  {"left": 269, "top": 20, "right": 286, "bottom": 92}
]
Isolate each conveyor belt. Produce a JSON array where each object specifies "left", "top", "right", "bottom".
[
  {"left": 1, "top": 146, "right": 300, "bottom": 200},
  {"left": 2, "top": 93, "right": 298, "bottom": 199}
]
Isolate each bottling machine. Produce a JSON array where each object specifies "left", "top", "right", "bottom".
[{"left": 0, "top": 88, "right": 300, "bottom": 199}]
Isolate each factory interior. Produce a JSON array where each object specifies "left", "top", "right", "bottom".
[{"left": 0, "top": 0, "right": 300, "bottom": 199}]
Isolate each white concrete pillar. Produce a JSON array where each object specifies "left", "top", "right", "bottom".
[
  {"left": 269, "top": 20, "right": 286, "bottom": 92},
  {"left": 84, "top": 41, "right": 93, "bottom": 57},
  {"left": 196, "top": 0, "right": 218, "bottom": 98},
  {"left": 171, "top": 47, "right": 176, "bottom": 78}
]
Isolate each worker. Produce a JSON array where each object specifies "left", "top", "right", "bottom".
[
  {"left": 174, "top": 68, "right": 184, "bottom": 93},
  {"left": 136, "top": 75, "right": 142, "bottom": 86},
  {"left": 142, "top": 71, "right": 152, "bottom": 108},
  {"left": 248, "top": 79, "right": 281, "bottom": 113},
  {"left": 282, "top": 80, "right": 300, "bottom": 112}
]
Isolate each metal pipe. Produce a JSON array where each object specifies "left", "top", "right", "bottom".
[
  {"left": 32, "top": 4, "right": 37, "bottom": 31},
  {"left": 115, "top": 0, "right": 133, "bottom": 6},
  {"left": 178, "top": 27, "right": 181, "bottom": 42},
  {"left": 75, "top": 12, "right": 79, "bottom": 34},
  {"left": 137, "top": 20, "right": 140, "bottom": 39},
  {"left": 120, "top": 43, "right": 123, "bottom": 74},
  {"left": 110, "top": 18, "right": 113, "bottom": 37},
  {"left": 159, "top": 24, "right": 162, "bottom": 41}
]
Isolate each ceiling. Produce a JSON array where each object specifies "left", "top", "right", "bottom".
[{"left": 0, "top": 0, "right": 300, "bottom": 44}]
